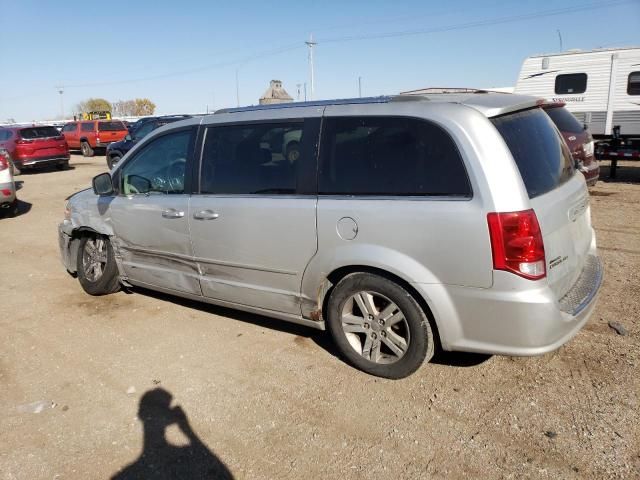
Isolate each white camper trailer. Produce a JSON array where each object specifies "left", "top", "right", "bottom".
[{"left": 515, "top": 48, "right": 640, "bottom": 141}]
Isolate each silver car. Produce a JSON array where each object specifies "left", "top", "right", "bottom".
[
  {"left": 0, "top": 148, "right": 17, "bottom": 217},
  {"left": 59, "top": 94, "right": 603, "bottom": 378}
]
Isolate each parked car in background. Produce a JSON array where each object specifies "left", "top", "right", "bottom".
[
  {"left": 543, "top": 102, "right": 599, "bottom": 186},
  {"left": 61, "top": 120, "right": 128, "bottom": 157},
  {"left": 105, "top": 115, "right": 191, "bottom": 169},
  {"left": 0, "top": 125, "right": 69, "bottom": 173},
  {"left": 0, "top": 149, "right": 18, "bottom": 217},
  {"left": 60, "top": 93, "right": 603, "bottom": 379}
]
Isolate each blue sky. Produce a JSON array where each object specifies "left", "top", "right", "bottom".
[{"left": 1, "top": 0, "right": 638, "bottom": 121}]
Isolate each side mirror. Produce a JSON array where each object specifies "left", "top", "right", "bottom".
[
  {"left": 92, "top": 172, "right": 114, "bottom": 196},
  {"left": 125, "top": 134, "right": 132, "bottom": 141}
]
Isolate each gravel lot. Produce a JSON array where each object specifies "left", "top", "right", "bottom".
[{"left": 1, "top": 155, "right": 638, "bottom": 479}]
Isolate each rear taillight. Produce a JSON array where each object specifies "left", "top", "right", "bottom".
[
  {"left": 487, "top": 209, "right": 546, "bottom": 280},
  {"left": 0, "top": 153, "right": 8, "bottom": 171}
]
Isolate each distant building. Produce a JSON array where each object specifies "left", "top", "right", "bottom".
[{"left": 259, "top": 80, "right": 293, "bottom": 105}]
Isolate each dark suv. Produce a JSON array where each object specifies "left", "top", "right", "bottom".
[{"left": 106, "top": 115, "right": 191, "bottom": 169}]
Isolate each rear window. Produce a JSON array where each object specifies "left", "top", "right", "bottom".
[
  {"left": 98, "top": 121, "right": 127, "bottom": 131},
  {"left": 544, "top": 106, "right": 584, "bottom": 134},
  {"left": 492, "top": 108, "right": 574, "bottom": 199},
  {"left": 81, "top": 122, "right": 94, "bottom": 132},
  {"left": 318, "top": 116, "right": 471, "bottom": 196},
  {"left": 19, "top": 127, "right": 60, "bottom": 139},
  {"left": 555, "top": 73, "right": 587, "bottom": 94}
]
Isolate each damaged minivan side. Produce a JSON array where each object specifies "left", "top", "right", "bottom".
[{"left": 59, "top": 94, "right": 603, "bottom": 379}]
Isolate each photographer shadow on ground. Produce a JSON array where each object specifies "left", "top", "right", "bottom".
[{"left": 112, "top": 388, "right": 233, "bottom": 480}]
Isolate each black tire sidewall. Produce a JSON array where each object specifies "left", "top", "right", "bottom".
[
  {"left": 327, "top": 273, "right": 433, "bottom": 379},
  {"left": 77, "top": 236, "right": 120, "bottom": 295}
]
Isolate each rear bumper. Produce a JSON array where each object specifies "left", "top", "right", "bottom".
[
  {"left": 1, "top": 181, "right": 16, "bottom": 206},
  {"left": 15, "top": 155, "right": 70, "bottom": 168},
  {"left": 417, "top": 254, "right": 603, "bottom": 356},
  {"left": 580, "top": 160, "right": 600, "bottom": 186}
]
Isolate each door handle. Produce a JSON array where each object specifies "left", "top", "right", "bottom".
[
  {"left": 193, "top": 210, "right": 219, "bottom": 220},
  {"left": 161, "top": 209, "right": 185, "bottom": 219}
]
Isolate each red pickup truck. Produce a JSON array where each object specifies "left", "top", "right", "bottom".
[{"left": 61, "top": 120, "right": 128, "bottom": 157}]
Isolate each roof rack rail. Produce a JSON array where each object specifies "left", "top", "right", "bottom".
[{"left": 214, "top": 95, "right": 427, "bottom": 115}]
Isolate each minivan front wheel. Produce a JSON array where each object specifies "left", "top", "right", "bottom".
[
  {"left": 77, "top": 235, "right": 120, "bottom": 295},
  {"left": 326, "top": 273, "right": 434, "bottom": 379}
]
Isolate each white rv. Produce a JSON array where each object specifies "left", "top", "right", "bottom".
[{"left": 515, "top": 47, "right": 640, "bottom": 141}]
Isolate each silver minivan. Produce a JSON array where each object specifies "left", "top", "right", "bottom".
[{"left": 59, "top": 93, "right": 603, "bottom": 378}]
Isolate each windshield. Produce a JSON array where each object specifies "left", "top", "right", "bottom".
[
  {"left": 19, "top": 127, "right": 60, "bottom": 139},
  {"left": 492, "top": 108, "right": 575, "bottom": 199},
  {"left": 98, "top": 121, "right": 127, "bottom": 132},
  {"left": 544, "top": 106, "right": 585, "bottom": 134}
]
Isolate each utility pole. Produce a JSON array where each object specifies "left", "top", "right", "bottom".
[
  {"left": 304, "top": 83, "right": 307, "bottom": 101},
  {"left": 55, "top": 85, "right": 65, "bottom": 119},
  {"left": 557, "top": 29, "right": 563, "bottom": 51},
  {"left": 305, "top": 34, "right": 317, "bottom": 100},
  {"left": 358, "top": 76, "right": 362, "bottom": 98}
]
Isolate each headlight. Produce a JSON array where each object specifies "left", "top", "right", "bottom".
[
  {"left": 64, "top": 202, "right": 71, "bottom": 220},
  {"left": 583, "top": 141, "right": 594, "bottom": 157}
]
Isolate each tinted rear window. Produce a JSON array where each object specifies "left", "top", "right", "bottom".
[
  {"left": 98, "top": 121, "right": 127, "bottom": 131},
  {"left": 492, "top": 108, "right": 574, "bottom": 198},
  {"left": 318, "top": 116, "right": 471, "bottom": 196},
  {"left": 19, "top": 127, "right": 60, "bottom": 139},
  {"left": 545, "top": 106, "right": 584, "bottom": 134}
]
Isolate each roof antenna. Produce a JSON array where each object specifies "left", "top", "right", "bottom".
[{"left": 557, "top": 29, "right": 563, "bottom": 51}]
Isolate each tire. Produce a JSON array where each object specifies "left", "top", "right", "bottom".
[
  {"left": 56, "top": 161, "right": 69, "bottom": 170},
  {"left": 107, "top": 154, "right": 121, "bottom": 170},
  {"left": 81, "top": 142, "right": 94, "bottom": 157},
  {"left": 326, "top": 272, "right": 434, "bottom": 379},
  {"left": 77, "top": 235, "right": 120, "bottom": 296},
  {"left": 285, "top": 141, "right": 300, "bottom": 164},
  {"left": 8, "top": 199, "right": 19, "bottom": 217}
]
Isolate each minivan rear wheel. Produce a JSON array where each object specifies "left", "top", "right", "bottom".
[
  {"left": 77, "top": 235, "right": 120, "bottom": 296},
  {"left": 326, "top": 272, "right": 434, "bottom": 379}
]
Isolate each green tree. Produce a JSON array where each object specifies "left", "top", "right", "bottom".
[{"left": 133, "top": 98, "right": 156, "bottom": 116}]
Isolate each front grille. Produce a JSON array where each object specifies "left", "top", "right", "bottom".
[{"left": 558, "top": 255, "right": 603, "bottom": 315}]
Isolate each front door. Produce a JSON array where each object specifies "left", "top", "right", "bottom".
[
  {"left": 108, "top": 127, "right": 200, "bottom": 295},
  {"left": 188, "top": 119, "right": 320, "bottom": 314}
]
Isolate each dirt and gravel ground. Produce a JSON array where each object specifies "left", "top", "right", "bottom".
[{"left": 0, "top": 155, "right": 638, "bottom": 479}]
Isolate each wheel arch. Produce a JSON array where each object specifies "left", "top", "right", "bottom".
[{"left": 314, "top": 265, "right": 443, "bottom": 350}]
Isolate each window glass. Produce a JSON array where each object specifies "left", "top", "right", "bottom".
[
  {"left": 0, "top": 130, "right": 12, "bottom": 140},
  {"left": 131, "top": 121, "right": 156, "bottom": 140},
  {"left": 81, "top": 122, "right": 94, "bottom": 132},
  {"left": 98, "top": 121, "right": 127, "bottom": 131},
  {"left": 318, "top": 116, "right": 470, "bottom": 196},
  {"left": 544, "top": 106, "right": 584, "bottom": 134},
  {"left": 628, "top": 71, "right": 640, "bottom": 95},
  {"left": 120, "top": 129, "right": 192, "bottom": 195},
  {"left": 554, "top": 73, "right": 587, "bottom": 94},
  {"left": 19, "top": 127, "right": 60, "bottom": 139},
  {"left": 200, "top": 122, "right": 303, "bottom": 194},
  {"left": 492, "top": 108, "right": 574, "bottom": 199},
  {"left": 62, "top": 123, "right": 76, "bottom": 132}
]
